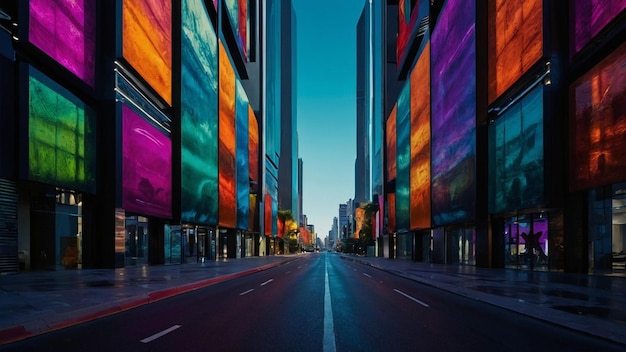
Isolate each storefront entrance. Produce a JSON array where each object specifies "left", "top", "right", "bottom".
[
  {"left": 589, "top": 183, "right": 626, "bottom": 273},
  {"left": 504, "top": 214, "right": 549, "bottom": 270},
  {"left": 125, "top": 215, "right": 148, "bottom": 266}
]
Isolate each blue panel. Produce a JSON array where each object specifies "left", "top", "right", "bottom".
[
  {"left": 489, "top": 85, "right": 544, "bottom": 213},
  {"left": 396, "top": 81, "right": 411, "bottom": 232},
  {"left": 181, "top": 0, "right": 219, "bottom": 225},
  {"left": 236, "top": 80, "right": 249, "bottom": 230}
]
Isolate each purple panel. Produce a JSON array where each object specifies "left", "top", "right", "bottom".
[
  {"left": 29, "top": 0, "right": 96, "bottom": 87},
  {"left": 431, "top": 0, "right": 476, "bottom": 225},
  {"left": 573, "top": 0, "right": 626, "bottom": 55},
  {"left": 122, "top": 104, "right": 172, "bottom": 218}
]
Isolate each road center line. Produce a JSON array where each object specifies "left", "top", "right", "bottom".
[
  {"left": 323, "top": 258, "right": 337, "bottom": 352},
  {"left": 394, "top": 289, "right": 430, "bottom": 307},
  {"left": 140, "top": 325, "right": 181, "bottom": 343},
  {"left": 260, "top": 279, "right": 274, "bottom": 286},
  {"left": 362, "top": 273, "right": 372, "bottom": 278},
  {"left": 240, "top": 289, "right": 254, "bottom": 296}
]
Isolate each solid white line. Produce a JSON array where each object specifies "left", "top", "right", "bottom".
[
  {"left": 362, "top": 273, "right": 372, "bottom": 278},
  {"left": 394, "top": 289, "right": 430, "bottom": 307},
  {"left": 260, "top": 279, "right": 274, "bottom": 286},
  {"left": 240, "top": 289, "right": 254, "bottom": 296},
  {"left": 140, "top": 325, "right": 181, "bottom": 343},
  {"left": 323, "top": 258, "right": 337, "bottom": 352}
]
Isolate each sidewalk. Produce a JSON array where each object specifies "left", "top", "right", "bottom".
[
  {"left": 1, "top": 253, "right": 625, "bottom": 346},
  {"left": 0, "top": 255, "right": 298, "bottom": 345},
  {"left": 340, "top": 255, "right": 626, "bottom": 346}
]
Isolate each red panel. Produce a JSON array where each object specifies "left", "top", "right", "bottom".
[{"left": 219, "top": 41, "right": 237, "bottom": 228}]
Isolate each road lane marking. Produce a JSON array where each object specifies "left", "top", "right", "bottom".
[
  {"left": 140, "top": 325, "right": 181, "bottom": 343},
  {"left": 240, "top": 289, "right": 254, "bottom": 296},
  {"left": 324, "top": 258, "right": 337, "bottom": 352},
  {"left": 362, "top": 273, "right": 372, "bottom": 278},
  {"left": 260, "top": 279, "right": 274, "bottom": 286},
  {"left": 394, "top": 289, "right": 430, "bottom": 307}
]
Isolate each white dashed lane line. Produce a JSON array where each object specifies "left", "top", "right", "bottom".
[
  {"left": 394, "top": 289, "right": 430, "bottom": 308},
  {"left": 140, "top": 325, "right": 181, "bottom": 343},
  {"left": 239, "top": 289, "right": 254, "bottom": 296},
  {"left": 362, "top": 272, "right": 372, "bottom": 278},
  {"left": 260, "top": 279, "right": 274, "bottom": 286}
]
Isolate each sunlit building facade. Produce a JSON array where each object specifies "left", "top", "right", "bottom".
[
  {"left": 0, "top": 0, "right": 276, "bottom": 273},
  {"left": 373, "top": 0, "right": 626, "bottom": 274}
]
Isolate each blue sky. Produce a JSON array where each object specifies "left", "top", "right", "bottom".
[{"left": 293, "top": 0, "right": 365, "bottom": 237}]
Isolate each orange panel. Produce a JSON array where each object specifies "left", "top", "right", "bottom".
[
  {"left": 386, "top": 106, "right": 397, "bottom": 180},
  {"left": 219, "top": 41, "right": 237, "bottom": 228},
  {"left": 123, "top": 0, "right": 172, "bottom": 105},
  {"left": 488, "top": 0, "right": 542, "bottom": 104},
  {"left": 248, "top": 105, "right": 259, "bottom": 182},
  {"left": 410, "top": 42, "right": 431, "bottom": 230}
]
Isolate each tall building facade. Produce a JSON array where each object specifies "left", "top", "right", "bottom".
[
  {"left": 368, "top": 0, "right": 626, "bottom": 274},
  {"left": 0, "top": 0, "right": 288, "bottom": 273}
]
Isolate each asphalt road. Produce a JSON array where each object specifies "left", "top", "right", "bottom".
[{"left": 1, "top": 252, "right": 623, "bottom": 351}]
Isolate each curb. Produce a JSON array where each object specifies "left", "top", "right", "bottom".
[{"left": 0, "top": 259, "right": 293, "bottom": 345}]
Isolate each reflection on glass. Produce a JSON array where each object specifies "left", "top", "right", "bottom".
[{"left": 219, "top": 41, "right": 237, "bottom": 228}]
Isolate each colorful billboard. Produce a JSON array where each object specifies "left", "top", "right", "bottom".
[
  {"left": 181, "top": 0, "right": 218, "bottom": 225},
  {"left": 572, "top": 1, "right": 626, "bottom": 56},
  {"left": 431, "top": 0, "right": 476, "bottom": 226},
  {"left": 487, "top": 0, "right": 543, "bottom": 104},
  {"left": 386, "top": 106, "right": 397, "bottom": 181},
  {"left": 396, "top": 82, "right": 410, "bottom": 233},
  {"left": 396, "top": 0, "right": 421, "bottom": 69},
  {"left": 219, "top": 41, "right": 237, "bottom": 228},
  {"left": 570, "top": 42, "right": 626, "bottom": 191},
  {"left": 248, "top": 106, "right": 259, "bottom": 231},
  {"left": 410, "top": 41, "right": 431, "bottom": 230},
  {"left": 122, "top": 0, "right": 172, "bottom": 105},
  {"left": 28, "top": 67, "right": 96, "bottom": 192},
  {"left": 122, "top": 104, "right": 172, "bottom": 218},
  {"left": 29, "top": 0, "right": 96, "bottom": 87},
  {"left": 489, "top": 85, "right": 544, "bottom": 213}
]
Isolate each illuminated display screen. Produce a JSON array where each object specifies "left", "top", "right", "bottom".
[
  {"left": 238, "top": 0, "right": 248, "bottom": 59},
  {"left": 181, "top": 0, "right": 218, "bottom": 225},
  {"left": 122, "top": 104, "right": 172, "bottom": 218},
  {"left": 219, "top": 41, "right": 237, "bottom": 228},
  {"left": 123, "top": 0, "right": 172, "bottom": 105},
  {"left": 29, "top": 0, "right": 96, "bottom": 87},
  {"left": 410, "top": 42, "right": 431, "bottom": 230},
  {"left": 28, "top": 68, "right": 96, "bottom": 192},
  {"left": 396, "top": 82, "right": 410, "bottom": 233},
  {"left": 570, "top": 42, "right": 626, "bottom": 191},
  {"left": 487, "top": 0, "right": 543, "bottom": 104},
  {"left": 431, "top": 0, "right": 476, "bottom": 226},
  {"left": 386, "top": 106, "right": 397, "bottom": 181},
  {"left": 249, "top": 106, "right": 259, "bottom": 231},
  {"left": 573, "top": 1, "right": 626, "bottom": 55},
  {"left": 236, "top": 81, "right": 249, "bottom": 230},
  {"left": 489, "top": 85, "right": 544, "bottom": 213},
  {"left": 264, "top": 192, "right": 272, "bottom": 236}
]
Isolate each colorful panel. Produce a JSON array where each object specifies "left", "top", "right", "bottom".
[
  {"left": 397, "top": 0, "right": 420, "bottom": 68},
  {"left": 264, "top": 192, "right": 272, "bottom": 236},
  {"left": 248, "top": 105, "right": 259, "bottom": 182},
  {"left": 431, "top": 0, "right": 476, "bottom": 226},
  {"left": 396, "top": 82, "right": 410, "bottom": 233},
  {"left": 570, "top": 42, "right": 626, "bottom": 191},
  {"left": 218, "top": 41, "right": 237, "bottom": 228},
  {"left": 410, "top": 42, "right": 431, "bottom": 230},
  {"left": 181, "top": 0, "right": 218, "bottom": 225},
  {"left": 28, "top": 68, "right": 96, "bottom": 192},
  {"left": 489, "top": 85, "right": 544, "bottom": 213},
  {"left": 573, "top": 1, "right": 626, "bottom": 55},
  {"left": 386, "top": 106, "right": 397, "bottom": 181},
  {"left": 488, "top": 0, "right": 543, "bottom": 104},
  {"left": 122, "top": 104, "right": 172, "bottom": 218},
  {"left": 29, "top": 0, "right": 96, "bottom": 87},
  {"left": 238, "top": 0, "right": 248, "bottom": 59},
  {"left": 236, "top": 80, "right": 249, "bottom": 230},
  {"left": 123, "top": 0, "right": 172, "bottom": 105}
]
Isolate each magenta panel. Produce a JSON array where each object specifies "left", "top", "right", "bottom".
[
  {"left": 29, "top": 0, "right": 96, "bottom": 87},
  {"left": 122, "top": 104, "right": 172, "bottom": 218}
]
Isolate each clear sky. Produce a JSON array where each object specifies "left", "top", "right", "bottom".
[{"left": 293, "top": 0, "right": 366, "bottom": 237}]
